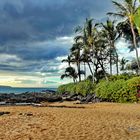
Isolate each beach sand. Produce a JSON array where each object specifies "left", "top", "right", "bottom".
[{"left": 1, "top": 102, "right": 140, "bottom": 140}]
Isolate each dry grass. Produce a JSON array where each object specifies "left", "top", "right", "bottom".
[{"left": 1, "top": 102, "right": 140, "bottom": 140}]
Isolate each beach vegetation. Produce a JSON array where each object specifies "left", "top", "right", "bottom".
[{"left": 59, "top": 0, "right": 140, "bottom": 103}]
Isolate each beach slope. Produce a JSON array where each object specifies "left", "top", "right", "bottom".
[{"left": 0, "top": 102, "right": 140, "bottom": 140}]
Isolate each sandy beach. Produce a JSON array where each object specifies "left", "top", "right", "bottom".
[{"left": 1, "top": 102, "right": 140, "bottom": 140}]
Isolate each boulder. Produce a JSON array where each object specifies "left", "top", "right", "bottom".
[
  {"left": 0, "top": 112, "right": 10, "bottom": 116},
  {"left": 80, "top": 94, "right": 102, "bottom": 104}
]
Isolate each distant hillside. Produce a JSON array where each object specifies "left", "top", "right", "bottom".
[{"left": 0, "top": 86, "right": 12, "bottom": 88}]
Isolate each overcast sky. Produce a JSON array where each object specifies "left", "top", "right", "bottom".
[{"left": 0, "top": 0, "right": 138, "bottom": 87}]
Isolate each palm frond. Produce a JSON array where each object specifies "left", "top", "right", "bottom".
[
  {"left": 112, "top": 1, "right": 128, "bottom": 12},
  {"left": 74, "top": 35, "right": 84, "bottom": 43},
  {"left": 86, "top": 18, "right": 93, "bottom": 36},
  {"left": 133, "top": 0, "right": 137, "bottom": 8},
  {"left": 75, "top": 26, "right": 83, "bottom": 33},
  {"left": 107, "top": 12, "right": 125, "bottom": 18},
  {"left": 61, "top": 59, "right": 68, "bottom": 63},
  {"left": 61, "top": 74, "right": 68, "bottom": 79}
]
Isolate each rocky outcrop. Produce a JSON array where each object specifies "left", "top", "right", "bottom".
[
  {"left": 0, "top": 91, "right": 62, "bottom": 105},
  {"left": 0, "top": 91, "right": 102, "bottom": 105},
  {"left": 61, "top": 93, "right": 102, "bottom": 104}
]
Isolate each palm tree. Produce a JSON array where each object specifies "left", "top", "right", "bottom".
[
  {"left": 101, "top": 19, "right": 119, "bottom": 75},
  {"left": 85, "top": 18, "right": 97, "bottom": 82},
  {"left": 120, "top": 57, "right": 129, "bottom": 71},
  {"left": 76, "top": 18, "right": 98, "bottom": 82},
  {"left": 61, "top": 67, "right": 78, "bottom": 83},
  {"left": 108, "top": 0, "right": 140, "bottom": 72},
  {"left": 70, "top": 42, "right": 82, "bottom": 82},
  {"left": 75, "top": 22, "right": 94, "bottom": 79},
  {"left": 117, "top": 20, "right": 139, "bottom": 52},
  {"left": 62, "top": 55, "right": 72, "bottom": 67},
  {"left": 80, "top": 52, "right": 87, "bottom": 80},
  {"left": 80, "top": 49, "right": 93, "bottom": 79},
  {"left": 75, "top": 19, "right": 110, "bottom": 81},
  {"left": 94, "top": 31, "right": 109, "bottom": 81}
]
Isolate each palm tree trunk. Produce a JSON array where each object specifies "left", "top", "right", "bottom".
[
  {"left": 87, "top": 62, "right": 93, "bottom": 76},
  {"left": 73, "top": 78, "right": 75, "bottom": 83},
  {"left": 92, "top": 45, "right": 95, "bottom": 83},
  {"left": 115, "top": 51, "right": 119, "bottom": 75},
  {"left": 84, "top": 62, "right": 86, "bottom": 80},
  {"left": 77, "top": 62, "right": 81, "bottom": 82},
  {"left": 130, "top": 20, "right": 140, "bottom": 74},
  {"left": 99, "top": 60, "right": 108, "bottom": 81},
  {"left": 110, "top": 52, "right": 112, "bottom": 75}
]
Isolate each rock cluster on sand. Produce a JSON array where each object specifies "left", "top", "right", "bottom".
[
  {"left": 0, "top": 92, "right": 62, "bottom": 105},
  {"left": 61, "top": 93, "right": 102, "bottom": 103},
  {"left": 0, "top": 91, "right": 102, "bottom": 105}
]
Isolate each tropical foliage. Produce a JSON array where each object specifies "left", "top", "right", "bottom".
[
  {"left": 61, "top": 0, "right": 140, "bottom": 83},
  {"left": 95, "top": 76, "right": 140, "bottom": 103},
  {"left": 59, "top": 0, "right": 140, "bottom": 103},
  {"left": 58, "top": 80, "right": 95, "bottom": 96},
  {"left": 134, "top": 6, "right": 140, "bottom": 35}
]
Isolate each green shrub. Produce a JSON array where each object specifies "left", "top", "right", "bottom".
[
  {"left": 58, "top": 76, "right": 140, "bottom": 103},
  {"left": 57, "top": 80, "right": 95, "bottom": 96},
  {"left": 75, "top": 80, "right": 95, "bottom": 96},
  {"left": 95, "top": 79, "right": 126, "bottom": 102},
  {"left": 108, "top": 73, "right": 136, "bottom": 81},
  {"left": 57, "top": 83, "right": 77, "bottom": 94},
  {"left": 123, "top": 77, "right": 140, "bottom": 102},
  {"left": 95, "top": 76, "right": 140, "bottom": 103}
]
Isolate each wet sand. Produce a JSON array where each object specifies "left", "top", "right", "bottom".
[{"left": 1, "top": 102, "right": 140, "bottom": 140}]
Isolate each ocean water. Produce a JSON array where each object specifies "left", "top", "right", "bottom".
[{"left": 0, "top": 87, "right": 57, "bottom": 94}]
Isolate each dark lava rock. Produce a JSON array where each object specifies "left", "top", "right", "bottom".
[
  {"left": 0, "top": 112, "right": 10, "bottom": 116},
  {"left": 80, "top": 94, "right": 102, "bottom": 104},
  {"left": 26, "top": 113, "right": 33, "bottom": 116},
  {"left": 0, "top": 90, "right": 102, "bottom": 105},
  {"left": 46, "top": 96, "right": 62, "bottom": 102},
  {"left": 19, "top": 112, "right": 33, "bottom": 116}
]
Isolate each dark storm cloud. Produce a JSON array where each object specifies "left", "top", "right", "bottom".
[
  {"left": 0, "top": 0, "right": 114, "bottom": 74},
  {"left": 0, "top": 43, "right": 68, "bottom": 61},
  {"left": 0, "top": 0, "right": 114, "bottom": 42}
]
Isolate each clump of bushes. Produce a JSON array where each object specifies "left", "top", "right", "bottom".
[
  {"left": 58, "top": 75, "right": 140, "bottom": 103},
  {"left": 75, "top": 80, "right": 95, "bottom": 95},
  {"left": 57, "top": 83, "right": 77, "bottom": 94},
  {"left": 95, "top": 79, "right": 126, "bottom": 102},
  {"left": 95, "top": 76, "right": 140, "bottom": 103},
  {"left": 108, "top": 73, "right": 136, "bottom": 81},
  {"left": 57, "top": 80, "right": 95, "bottom": 96}
]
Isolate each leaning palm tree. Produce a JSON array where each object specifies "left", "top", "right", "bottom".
[
  {"left": 134, "top": 2, "right": 140, "bottom": 35},
  {"left": 117, "top": 20, "right": 140, "bottom": 53},
  {"left": 108, "top": 0, "right": 140, "bottom": 72}
]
